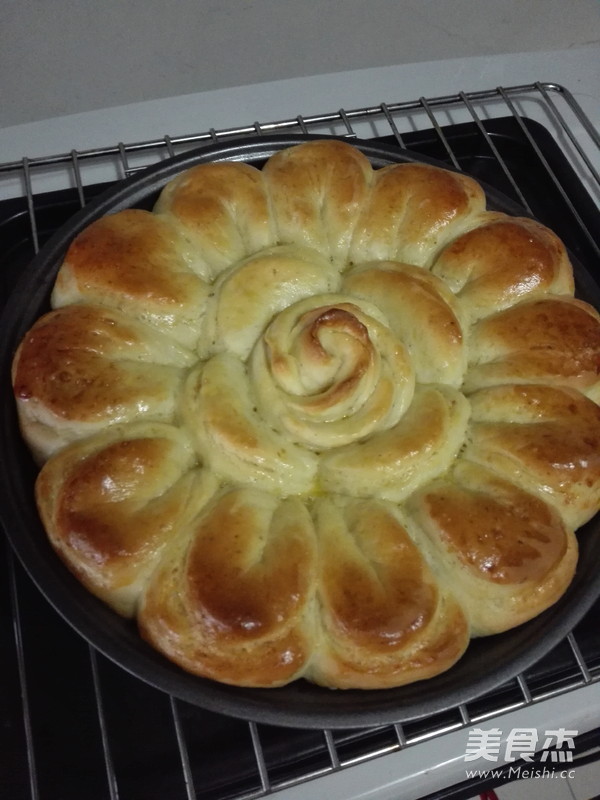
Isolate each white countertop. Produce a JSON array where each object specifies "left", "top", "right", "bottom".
[
  {"left": 272, "top": 683, "right": 600, "bottom": 800},
  {"left": 2, "top": 0, "right": 599, "bottom": 128},
  {"left": 1, "top": 46, "right": 599, "bottom": 169}
]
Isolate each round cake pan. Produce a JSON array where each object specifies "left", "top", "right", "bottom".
[{"left": 1, "top": 133, "right": 599, "bottom": 729}]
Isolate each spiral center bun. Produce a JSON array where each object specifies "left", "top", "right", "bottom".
[
  {"left": 13, "top": 139, "right": 600, "bottom": 690},
  {"left": 251, "top": 294, "right": 415, "bottom": 449}
]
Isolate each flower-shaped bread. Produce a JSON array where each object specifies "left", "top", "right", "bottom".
[{"left": 12, "top": 140, "right": 600, "bottom": 689}]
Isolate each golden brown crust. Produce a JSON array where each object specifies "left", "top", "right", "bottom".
[
  {"left": 35, "top": 423, "right": 217, "bottom": 616},
  {"left": 138, "top": 489, "right": 317, "bottom": 687},
  {"left": 465, "top": 384, "right": 600, "bottom": 528},
  {"left": 432, "top": 216, "right": 574, "bottom": 321},
  {"left": 12, "top": 139, "right": 600, "bottom": 690},
  {"left": 52, "top": 209, "right": 210, "bottom": 348},
  {"left": 465, "top": 296, "right": 600, "bottom": 399},
  {"left": 12, "top": 304, "right": 195, "bottom": 461},
  {"left": 310, "top": 497, "right": 469, "bottom": 688},
  {"left": 262, "top": 139, "right": 373, "bottom": 264},
  {"left": 154, "top": 161, "right": 275, "bottom": 278},
  {"left": 349, "top": 161, "right": 487, "bottom": 267},
  {"left": 408, "top": 462, "right": 578, "bottom": 635}
]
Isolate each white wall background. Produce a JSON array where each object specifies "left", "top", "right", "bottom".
[{"left": 1, "top": 0, "right": 599, "bottom": 127}]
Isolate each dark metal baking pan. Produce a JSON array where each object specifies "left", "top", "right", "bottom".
[{"left": 1, "top": 132, "right": 600, "bottom": 729}]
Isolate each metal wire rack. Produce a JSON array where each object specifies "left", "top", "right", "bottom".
[{"left": 1, "top": 82, "right": 600, "bottom": 800}]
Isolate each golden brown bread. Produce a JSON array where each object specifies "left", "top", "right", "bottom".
[
  {"left": 431, "top": 216, "right": 574, "bottom": 321},
  {"left": 138, "top": 488, "right": 318, "bottom": 687},
  {"left": 464, "top": 384, "right": 600, "bottom": 529},
  {"left": 464, "top": 297, "right": 600, "bottom": 399},
  {"left": 250, "top": 294, "right": 415, "bottom": 449},
  {"left": 310, "top": 496, "right": 470, "bottom": 688},
  {"left": 342, "top": 261, "right": 466, "bottom": 387},
  {"left": 35, "top": 422, "right": 217, "bottom": 616},
  {"left": 407, "top": 461, "right": 578, "bottom": 636},
  {"left": 12, "top": 304, "right": 195, "bottom": 462},
  {"left": 52, "top": 209, "right": 211, "bottom": 347},
  {"left": 12, "top": 139, "right": 600, "bottom": 690}
]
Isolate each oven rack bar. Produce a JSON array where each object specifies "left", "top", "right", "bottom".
[
  {"left": 0, "top": 81, "right": 598, "bottom": 173},
  {"left": 3, "top": 81, "right": 599, "bottom": 257},
  {"left": 8, "top": 534, "right": 600, "bottom": 800},
  {"left": 3, "top": 81, "right": 600, "bottom": 800}
]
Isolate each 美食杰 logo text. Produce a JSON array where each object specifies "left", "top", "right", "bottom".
[{"left": 463, "top": 726, "right": 577, "bottom": 781}]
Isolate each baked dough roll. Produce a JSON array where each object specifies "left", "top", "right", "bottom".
[
  {"left": 11, "top": 139, "right": 600, "bottom": 692},
  {"left": 262, "top": 139, "right": 372, "bottom": 265},
  {"left": 52, "top": 209, "right": 211, "bottom": 348},
  {"left": 407, "top": 461, "right": 578, "bottom": 636},
  {"left": 139, "top": 489, "right": 317, "bottom": 687},
  {"left": 465, "top": 384, "right": 600, "bottom": 529},
  {"left": 310, "top": 496, "right": 469, "bottom": 689},
  {"left": 319, "top": 385, "right": 470, "bottom": 502},
  {"left": 35, "top": 422, "right": 217, "bottom": 617},
  {"left": 12, "top": 304, "right": 195, "bottom": 461},
  {"left": 432, "top": 216, "right": 574, "bottom": 322},
  {"left": 348, "top": 161, "right": 488, "bottom": 267},
  {"left": 181, "top": 354, "right": 318, "bottom": 495},
  {"left": 154, "top": 161, "right": 275, "bottom": 279},
  {"left": 250, "top": 294, "right": 415, "bottom": 449},
  {"left": 342, "top": 261, "right": 466, "bottom": 387},
  {"left": 199, "top": 244, "right": 341, "bottom": 361},
  {"left": 464, "top": 296, "right": 600, "bottom": 400}
]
